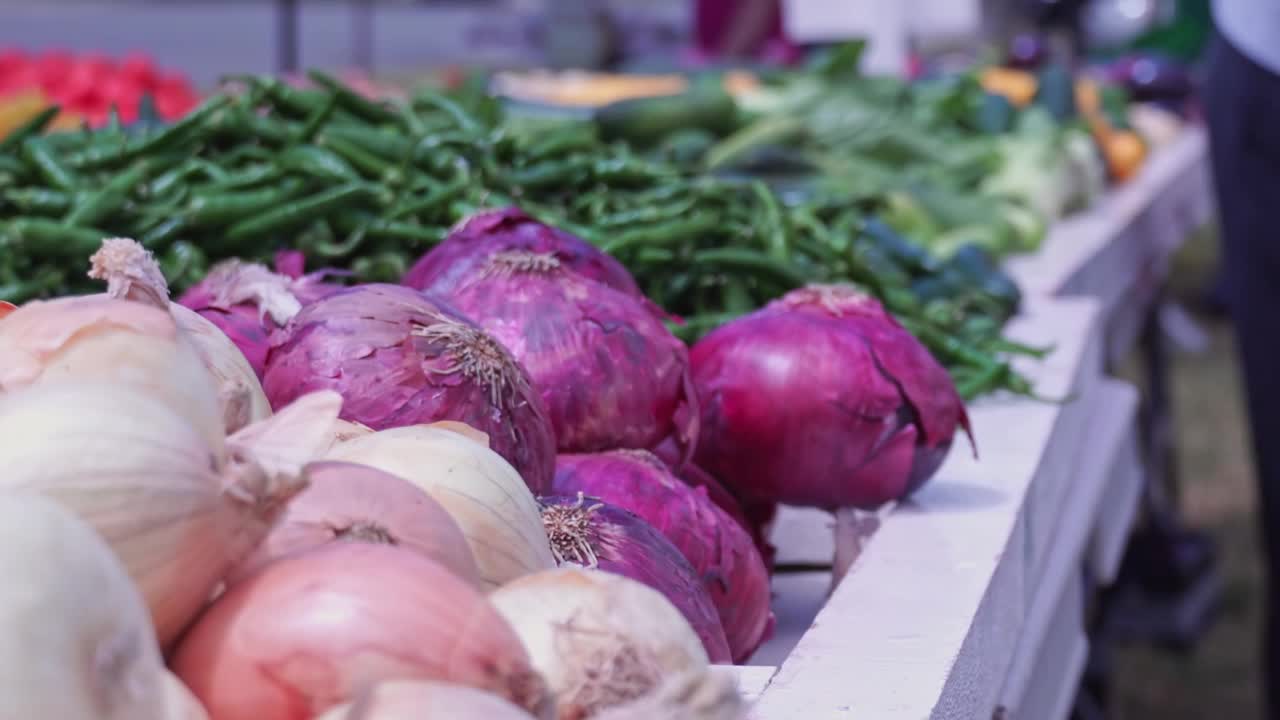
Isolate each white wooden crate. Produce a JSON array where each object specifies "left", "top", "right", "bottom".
[{"left": 726, "top": 297, "right": 1106, "bottom": 718}]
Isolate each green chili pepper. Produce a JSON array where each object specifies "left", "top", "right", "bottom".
[
  {"left": 601, "top": 213, "right": 722, "bottom": 255},
  {"left": 362, "top": 220, "right": 447, "bottom": 247},
  {"left": 3, "top": 188, "right": 72, "bottom": 215},
  {"left": 321, "top": 125, "right": 414, "bottom": 162},
  {"left": 2, "top": 218, "right": 110, "bottom": 258},
  {"left": 386, "top": 179, "right": 468, "bottom": 222},
  {"left": 307, "top": 70, "right": 401, "bottom": 125},
  {"left": 101, "top": 95, "right": 230, "bottom": 167},
  {"left": 21, "top": 137, "right": 79, "bottom": 191},
  {"left": 694, "top": 247, "right": 810, "bottom": 289},
  {"left": 186, "top": 178, "right": 307, "bottom": 227},
  {"left": 291, "top": 92, "right": 340, "bottom": 146},
  {"left": 749, "top": 180, "right": 790, "bottom": 263},
  {"left": 411, "top": 89, "right": 483, "bottom": 135},
  {"left": 351, "top": 252, "right": 409, "bottom": 282},
  {"left": 0, "top": 106, "right": 60, "bottom": 153},
  {"left": 63, "top": 158, "right": 154, "bottom": 228},
  {"left": 139, "top": 216, "right": 187, "bottom": 249},
  {"left": 320, "top": 134, "right": 401, "bottom": 184},
  {"left": 277, "top": 145, "right": 361, "bottom": 183},
  {"left": 225, "top": 183, "right": 374, "bottom": 241},
  {"left": 159, "top": 241, "right": 207, "bottom": 286}
]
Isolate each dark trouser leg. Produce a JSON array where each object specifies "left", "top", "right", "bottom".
[{"left": 1205, "top": 33, "right": 1280, "bottom": 718}]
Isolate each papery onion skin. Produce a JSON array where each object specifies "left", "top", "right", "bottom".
[
  {"left": 403, "top": 207, "right": 644, "bottom": 300},
  {"left": 88, "top": 237, "right": 271, "bottom": 435},
  {"left": 326, "top": 424, "right": 556, "bottom": 589},
  {"left": 691, "top": 284, "right": 973, "bottom": 510},
  {"left": 0, "top": 492, "right": 167, "bottom": 720},
  {"left": 490, "top": 567, "right": 709, "bottom": 720},
  {"left": 314, "top": 681, "right": 537, "bottom": 720},
  {"left": 418, "top": 250, "right": 698, "bottom": 463},
  {"left": 178, "top": 258, "right": 344, "bottom": 377},
  {"left": 162, "top": 670, "right": 210, "bottom": 720},
  {"left": 539, "top": 495, "right": 730, "bottom": 662},
  {"left": 553, "top": 451, "right": 773, "bottom": 663},
  {"left": 225, "top": 460, "right": 481, "bottom": 588},
  {"left": 0, "top": 382, "right": 328, "bottom": 646},
  {"left": 651, "top": 439, "right": 777, "bottom": 574},
  {"left": 0, "top": 295, "right": 226, "bottom": 451},
  {"left": 263, "top": 283, "right": 556, "bottom": 494},
  {"left": 171, "top": 542, "right": 553, "bottom": 720}
]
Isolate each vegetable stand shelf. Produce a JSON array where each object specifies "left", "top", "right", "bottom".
[{"left": 721, "top": 297, "right": 1143, "bottom": 719}]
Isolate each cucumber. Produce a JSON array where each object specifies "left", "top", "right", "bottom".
[
  {"left": 594, "top": 85, "right": 739, "bottom": 147},
  {"left": 1034, "top": 63, "right": 1076, "bottom": 122}
]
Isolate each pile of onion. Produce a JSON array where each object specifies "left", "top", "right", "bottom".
[
  {"left": 554, "top": 451, "right": 773, "bottom": 662},
  {"left": 691, "top": 284, "right": 973, "bottom": 510},
  {"left": 171, "top": 542, "right": 554, "bottom": 720},
  {"left": 489, "top": 567, "right": 714, "bottom": 719},
  {"left": 263, "top": 283, "right": 556, "bottom": 493},
  {"left": 316, "top": 681, "right": 537, "bottom": 720},
  {"left": 178, "top": 253, "right": 344, "bottom": 378},
  {"left": 403, "top": 207, "right": 668, "bottom": 320},
  {"left": 539, "top": 494, "right": 730, "bottom": 662},
  {"left": 225, "top": 460, "right": 480, "bottom": 588},
  {"left": 408, "top": 230, "right": 698, "bottom": 463},
  {"left": 326, "top": 422, "right": 556, "bottom": 588},
  {"left": 0, "top": 382, "right": 341, "bottom": 646},
  {"left": 0, "top": 492, "right": 168, "bottom": 720}
]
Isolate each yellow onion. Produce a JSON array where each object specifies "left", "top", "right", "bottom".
[
  {"left": 315, "top": 681, "right": 537, "bottom": 720},
  {"left": 0, "top": 382, "right": 341, "bottom": 646},
  {"left": 326, "top": 423, "right": 555, "bottom": 589},
  {"left": 489, "top": 567, "right": 708, "bottom": 719},
  {"left": 89, "top": 237, "right": 271, "bottom": 433},
  {"left": 593, "top": 671, "right": 747, "bottom": 720},
  {"left": 0, "top": 492, "right": 167, "bottom": 720}
]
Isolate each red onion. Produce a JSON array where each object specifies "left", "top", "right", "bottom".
[
  {"left": 171, "top": 543, "right": 553, "bottom": 720},
  {"left": 403, "top": 207, "right": 644, "bottom": 301},
  {"left": 554, "top": 451, "right": 773, "bottom": 663},
  {"left": 0, "top": 301, "right": 15, "bottom": 319},
  {"left": 539, "top": 494, "right": 731, "bottom": 662},
  {"left": 262, "top": 284, "right": 556, "bottom": 494},
  {"left": 177, "top": 257, "right": 344, "bottom": 377},
  {"left": 651, "top": 438, "right": 777, "bottom": 573},
  {"left": 692, "top": 284, "right": 972, "bottom": 510},
  {"left": 224, "top": 460, "right": 481, "bottom": 588},
  {"left": 414, "top": 247, "right": 698, "bottom": 463}
]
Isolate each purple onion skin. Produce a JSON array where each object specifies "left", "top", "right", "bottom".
[
  {"left": 554, "top": 450, "right": 774, "bottom": 663},
  {"left": 423, "top": 252, "right": 699, "bottom": 465},
  {"left": 540, "top": 494, "right": 732, "bottom": 663},
  {"left": 691, "top": 285, "right": 973, "bottom": 510},
  {"left": 403, "top": 207, "right": 642, "bottom": 298},
  {"left": 178, "top": 256, "right": 344, "bottom": 378},
  {"left": 261, "top": 284, "right": 557, "bottom": 494}
]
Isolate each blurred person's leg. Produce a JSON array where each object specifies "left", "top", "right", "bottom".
[{"left": 1205, "top": 31, "right": 1280, "bottom": 717}]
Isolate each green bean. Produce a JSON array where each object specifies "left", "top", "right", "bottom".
[
  {"left": 307, "top": 70, "right": 401, "bottom": 125},
  {"left": 4, "top": 188, "right": 72, "bottom": 215},
  {"left": 186, "top": 178, "right": 307, "bottom": 227},
  {"left": 277, "top": 145, "right": 361, "bottom": 183},
  {"left": 694, "top": 247, "right": 810, "bottom": 289},
  {"left": 602, "top": 213, "right": 721, "bottom": 255},
  {"left": 63, "top": 158, "right": 155, "bottom": 228},
  {"left": 411, "top": 89, "right": 483, "bottom": 135}
]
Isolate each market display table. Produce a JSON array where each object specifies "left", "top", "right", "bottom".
[{"left": 724, "top": 127, "right": 1211, "bottom": 718}]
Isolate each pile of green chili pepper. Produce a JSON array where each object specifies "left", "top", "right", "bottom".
[{"left": 0, "top": 71, "right": 1035, "bottom": 399}]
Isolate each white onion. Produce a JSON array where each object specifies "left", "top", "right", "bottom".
[
  {"left": 315, "top": 681, "right": 537, "bottom": 720},
  {"left": 0, "top": 382, "right": 341, "bottom": 646},
  {"left": 0, "top": 491, "right": 167, "bottom": 720},
  {"left": 161, "top": 670, "right": 209, "bottom": 720},
  {"left": 89, "top": 237, "right": 270, "bottom": 434},
  {"left": 326, "top": 423, "right": 555, "bottom": 589},
  {"left": 488, "top": 567, "right": 709, "bottom": 719}
]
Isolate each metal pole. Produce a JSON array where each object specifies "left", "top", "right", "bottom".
[
  {"left": 277, "top": 0, "right": 300, "bottom": 75},
  {"left": 352, "top": 0, "right": 375, "bottom": 73}
]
